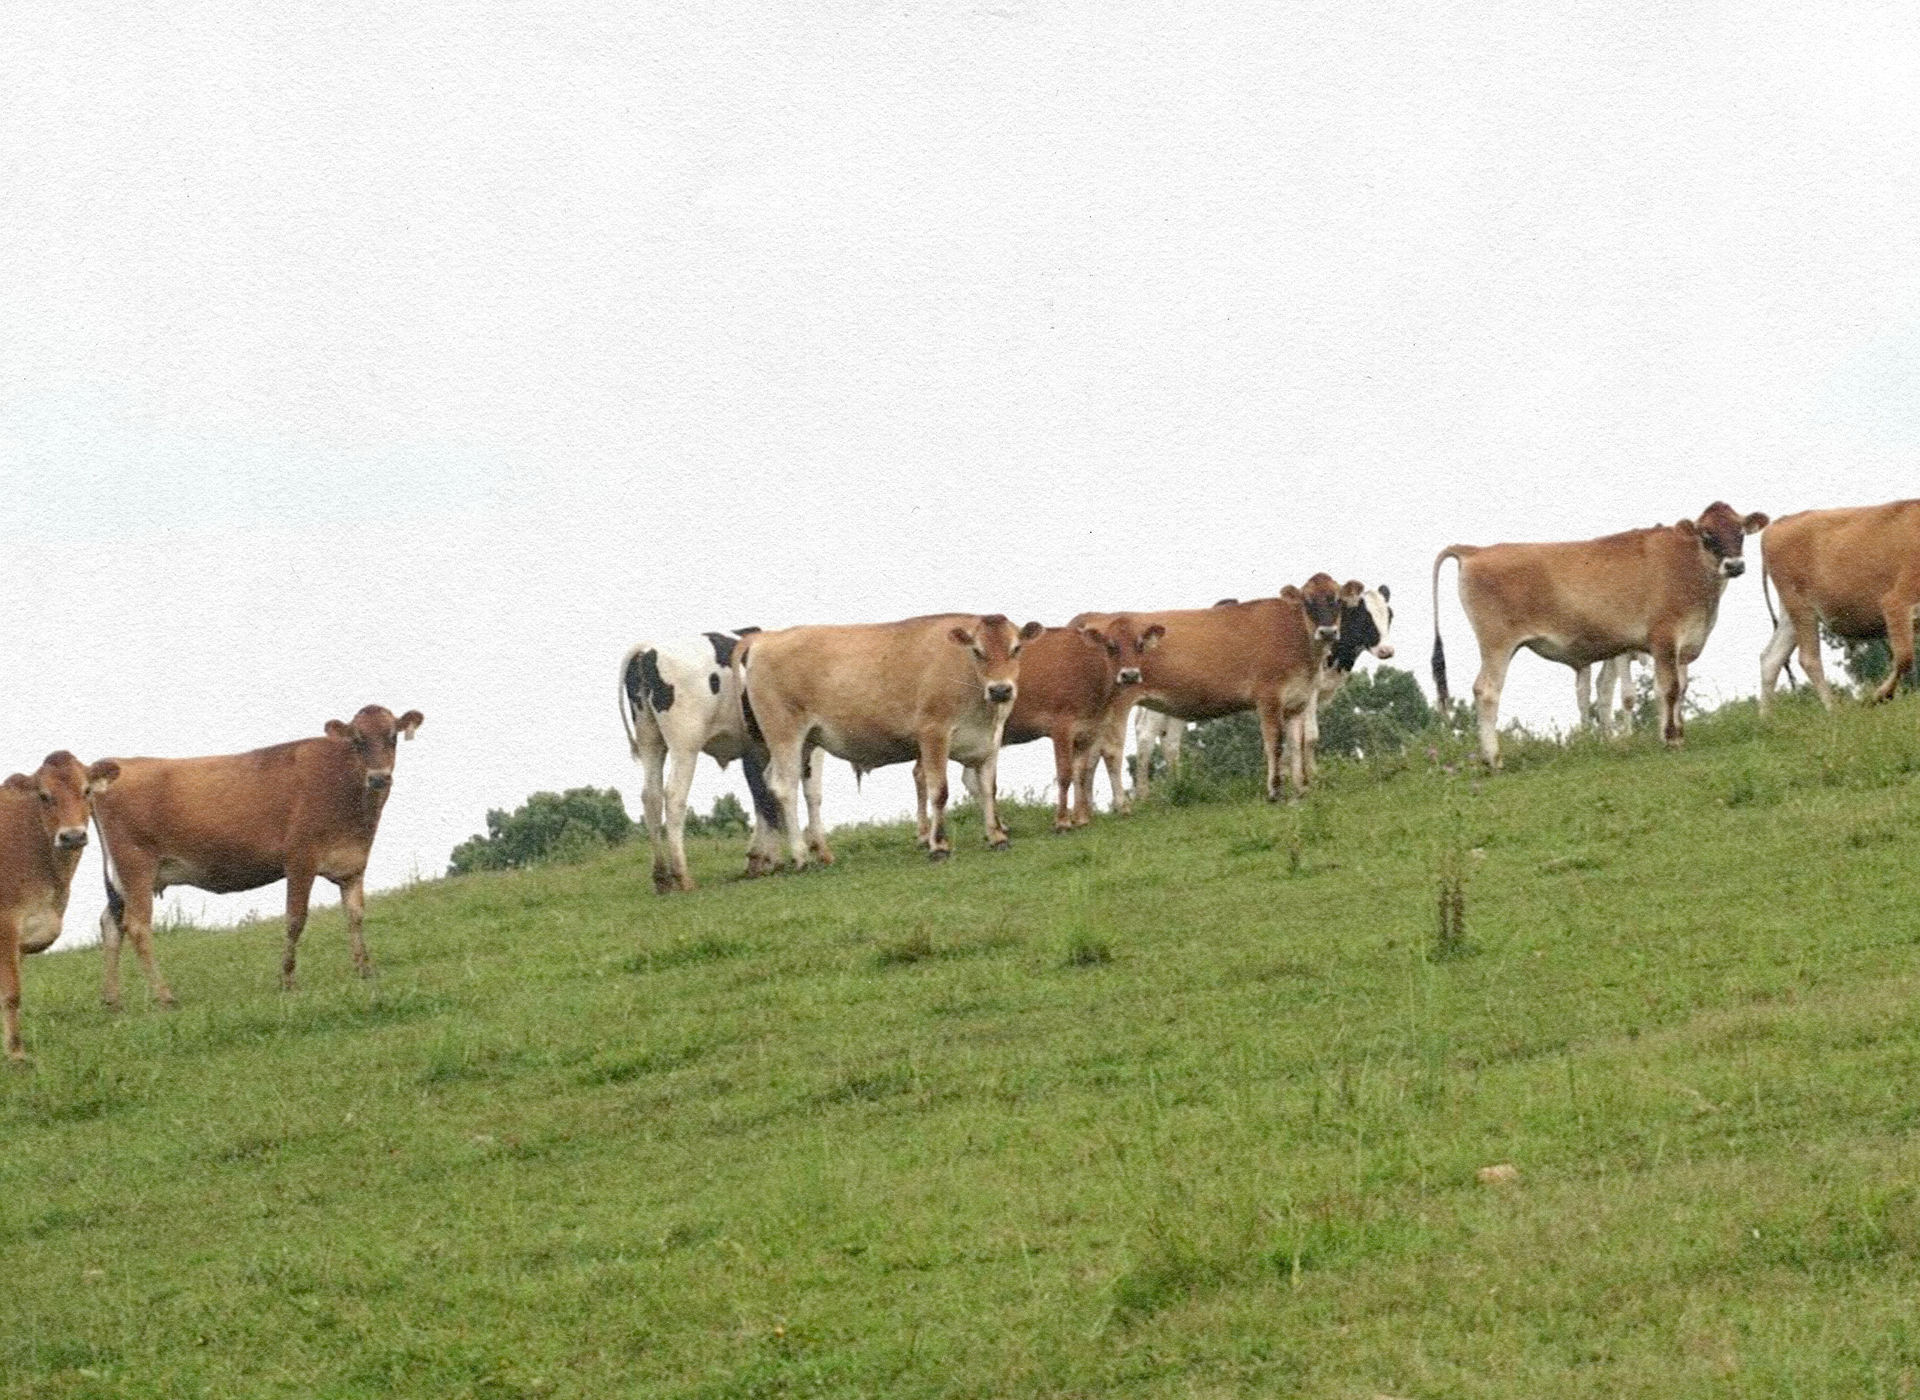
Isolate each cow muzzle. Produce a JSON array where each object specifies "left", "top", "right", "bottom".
[
  {"left": 1117, "top": 667, "right": 1142, "bottom": 686},
  {"left": 1720, "top": 558, "right": 1745, "bottom": 578},
  {"left": 1315, "top": 624, "right": 1339, "bottom": 642},
  {"left": 1373, "top": 643, "right": 1395, "bottom": 660},
  {"left": 986, "top": 682, "right": 1015, "bottom": 705},
  {"left": 365, "top": 771, "right": 393, "bottom": 791},
  {"left": 55, "top": 827, "right": 88, "bottom": 850}
]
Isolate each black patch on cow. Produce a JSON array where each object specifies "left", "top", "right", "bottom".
[
  {"left": 742, "top": 749, "right": 783, "bottom": 831},
  {"left": 628, "top": 648, "right": 674, "bottom": 713},
  {"left": 705, "top": 631, "right": 740, "bottom": 667},
  {"left": 1329, "top": 600, "right": 1381, "bottom": 673}
]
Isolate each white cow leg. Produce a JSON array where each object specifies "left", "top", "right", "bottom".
[
  {"left": 661, "top": 746, "right": 700, "bottom": 892},
  {"left": 1757, "top": 615, "right": 1797, "bottom": 716},
  {"left": 802, "top": 747, "right": 833, "bottom": 865},
  {"left": 1472, "top": 650, "right": 1513, "bottom": 769},
  {"left": 635, "top": 732, "right": 672, "bottom": 891}
]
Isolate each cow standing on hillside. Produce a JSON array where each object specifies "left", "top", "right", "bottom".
[
  {"left": 90, "top": 705, "right": 424, "bottom": 1005},
  {"left": 618, "top": 630, "right": 792, "bottom": 892},
  {"left": 0, "top": 753, "right": 119, "bottom": 1060},
  {"left": 1075, "top": 573, "right": 1367, "bottom": 802},
  {"left": 1758, "top": 499, "right": 1920, "bottom": 713},
  {"left": 1431, "top": 502, "right": 1767, "bottom": 766},
  {"left": 736, "top": 614, "right": 1043, "bottom": 867},
  {"left": 958, "top": 618, "right": 1163, "bottom": 832}
]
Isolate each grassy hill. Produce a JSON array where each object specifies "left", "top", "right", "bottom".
[{"left": 6, "top": 697, "right": 1920, "bottom": 1399}]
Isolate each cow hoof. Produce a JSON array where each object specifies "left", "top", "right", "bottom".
[
  {"left": 988, "top": 838, "right": 1011, "bottom": 851},
  {"left": 927, "top": 848, "right": 952, "bottom": 862},
  {"left": 652, "top": 874, "right": 678, "bottom": 894}
]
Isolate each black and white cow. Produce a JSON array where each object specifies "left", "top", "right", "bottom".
[
  {"left": 618, "top": 631, "right": 799, "bottom": 892},
  {"left": 1289, "top": 584, "right": 1395, "bottom": 783}
]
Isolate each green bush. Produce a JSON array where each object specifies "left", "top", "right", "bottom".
[{"left": 448, "top": 787, "right": 634, "bottom": 875}]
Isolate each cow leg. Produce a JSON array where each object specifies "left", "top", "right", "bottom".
[
  {"left": 661, "top": 744, "right": 701, "bottom": 892},
  {"left": 1870, "top": 593, "right": 1918, "bottom": 704},
  {"left": 340, "top": 873, "right": 374, "bottom": 979},
  {"left": 281, "top": 864, "right": 317, "bottom": 991},
  {"left": 1302, "top": 691, "right": 1322, "bottom": 787},
  {"left": 1103, "top": 704, "right": 1134, "bottom": 814},
  {"left": 975, "top": 745, "right": 1010, "bottom": 849},
  {"left": 766, "top": 740, "right": 811, "bottom": 870},
  {"left": 1471, "top": 648, "right": 1515, "bottom": 768},
  {"left": 802, "top": 746, "right": 834, "bottom": 865},
  {"left": 2, "top": 923, "right": 23, "bottom": 1061},
  {"left": 912, "top": 758, "right": 934, "bottom": 848},
  {"left": 1133, "top": 715, "right": 1158, "bottom": 804},
  {"left": 1050, "top": 730, "right": 1077, "bottom": 831},
  {"left": 741, "top": 750, "right": 785, "bottom": 877},
  {"left": 633, "top": 729, "right": 675, "bottom": 892},
  {"left": 1285, "top": 707, "right": 1311, "bottom": 796},
  {"left": 918, "top": 733, "right": 955, "bottom": 858},
  {"left": 1257, "top": 698, "right": 1288, "bottom": 801},
  {"left": 100, "top": 865, "right": 173, "bottom": 1010},
  {"left": 1574, "top": 664, "right": 1596, "bottom": 730},
  {"left": 1069, "top": 730, "right": 1097, "bottom": 828},
  {"left": 1650, "top": 640, "right": 1685, "bottom": 745},
  {"left": 1757, "top": 612, "right": 1800, "bottom": 715}
]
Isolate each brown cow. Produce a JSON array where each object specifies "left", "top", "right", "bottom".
[
  {"left": 964, "top": 618, "right": 1164, "bottom": 832},
  {"left": 91, "top": 705, "right": 424, "bottom": 1005},
  {"left": 1758, "top": 499, "right": 1920, "bottom": 712},
  {"left": 1075, "top": 573, "right": 1363, "bottom": 802},
  {"left": 737, "top": 614, "right": 1042, "bottom": 866},
  {"left": 0, "top": 753, "right": 119, "bottom": 1060},
  {"left": 1432, "top": 502, "right": 1768, "bottom": 766}
]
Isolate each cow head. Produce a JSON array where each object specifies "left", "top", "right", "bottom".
[
  {"left": 325, "top": 705, "right": 425, "bottom": 792},
  {"left": 1681, "top": 502, "right": 1769, "bottom": 579},
  {"left": 1079, "top": 615, "right": 1166, "bottom": 689},
  {"left": 948, "top": 617, "right": 1044, "bottom": 706},
  {"left": 1330, "top": 584, "right": 1395, "bottom": 670},
  {"left": 3, "top": 752, "right": 118, "bottom": 854},
  {"left": 1282, "top": 573, "right": 1350, "bottom": 642}
]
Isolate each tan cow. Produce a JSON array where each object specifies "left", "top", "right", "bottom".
[
  {"left": 91, "top": 705, "right": 424, "bottom": 1005},
  {"left": 1075, "top": 573, "right": 1363, "bottom": 802},
  {"left": 964, "top": 618, "right": 1163, "bottom": 832},
  {"left": 0, "top": 753, "right": 119, "bottom": 1060},
  {"left": 737, "top": 614, "right": 1042, "bottom": 866},
  {"left": 1432, "top": 502, "right": 1768, "bottom": 766},
  {"left": 1758, "top": 499, "right": 1920, "bottom": 712}
]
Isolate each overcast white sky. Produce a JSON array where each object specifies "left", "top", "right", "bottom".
[{"left": 7, "top": 2, "right": 1919, "bottom": 955}]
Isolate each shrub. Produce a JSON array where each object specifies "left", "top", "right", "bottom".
[{"left": 448, "top": 787, "right": 634, "bottom": 875}]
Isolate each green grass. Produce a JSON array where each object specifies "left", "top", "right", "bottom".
[{"left": 7, "top": 695, "right": 1920, "bottom": 1397}]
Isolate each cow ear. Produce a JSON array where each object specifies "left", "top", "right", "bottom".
[
  {"left": 949, "top": 626, "right": 975, "bottom": 648},
  {"left": 1078, "top": 625, "right": 1107, "bottom": 647},
  {"left": 1340, "top": 579, "right": 1365, "bottom": 602},
  {"left": 1020, "top": 620, "right": 1044, "bottom": 640},
  {"left": 325, "top": 719, "right": 352, "bottom": 740},
  {"left": 1142, "top": 624, "right": 1166, "bottom": 649},
  {"left": 2, "top": 773, "right": 31, "bottom": 793},
  {"left": 1743, "top": 512, "right": 1769, "bottom": 535},
  {"left": 1212, "top": 597, "right": 1238, "bottom": 608},
  {"left": 85, "top": 760, "right": 121, "bottom": 792},
  {"left": 397, "top": 710, "right": 424, "bottom": 739},
  {"left": 1675, "top": 518, "right": 1699, "bottom": 538},
  {"left": 1378, "top": 583, "right": 1391, "bottom": 602},
  {"left": 1278, "top": 585, "right": 1302, "bottom": 602}
]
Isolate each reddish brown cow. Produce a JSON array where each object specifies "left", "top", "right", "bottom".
[
  {"left": 966, "top": 618, "right": 1164, "bottom": 831},
  {"left": 91, "top": 705, "right": 424, "bottom": 1005},
  {"left": 1758, "top": 499, "right": 1920, "bottom": 712},
  {"left": 1074, "top": 573, "right": 1363, "bottom": 802},
  {"left": 737, "top": 614, "right": 1042, "bottom": 866},
  {"left": 1432, "top": 502, "right": 1767, "bottom": 766},
  {"left": 0, "top": 753, "right": 119, "bottom": 1060}
]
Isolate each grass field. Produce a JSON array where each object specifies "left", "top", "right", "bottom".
[{"left": 6, "top": 697, "right": 1920, "bottom": 1398}]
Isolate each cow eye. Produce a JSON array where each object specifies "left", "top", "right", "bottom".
[{"left": 37, "top": 790, "right": 51, "bottom": 804}]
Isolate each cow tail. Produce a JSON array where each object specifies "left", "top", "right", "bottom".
[
  {"left": 1759, "top": 539, "right": 1797, "bottom": 687},
  {"left": 98, "top": 826, "right": 126, "bottom": 939},
  {"left": 617, "top": 644, "right": 646, "bottom": 760},
  {"left": 741, "top": 748, "right": 783, "bottom": 832},
  {"left": 1430, "top": 545, "right": 1474, "bottom": 711}
]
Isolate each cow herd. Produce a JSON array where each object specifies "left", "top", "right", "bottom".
[{"left": 2, "top": 497, "right": 1916, "bottom": 1064}]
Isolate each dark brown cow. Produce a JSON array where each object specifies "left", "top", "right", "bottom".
[
  {"left": 967, "top": 618, "right": 1163, "bottom": 832},
  {"left": 0, "top": 753, "right": 119, "bottom": 1060},
  {"left": 1758, "top": 499, "right": 1920, "bottom": 712},
  {"left": 737, "top": 614, "right": 1042, "bottom": 866},
  {"left": 91, "top": 705, "right": 424, "bottom": 1004},
  {"left": 1432, "top": 501, "right": 1767, "bottom": 765},
  {"left": 1074, "top": 573, "right": 1363, "bottom": 802}
]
